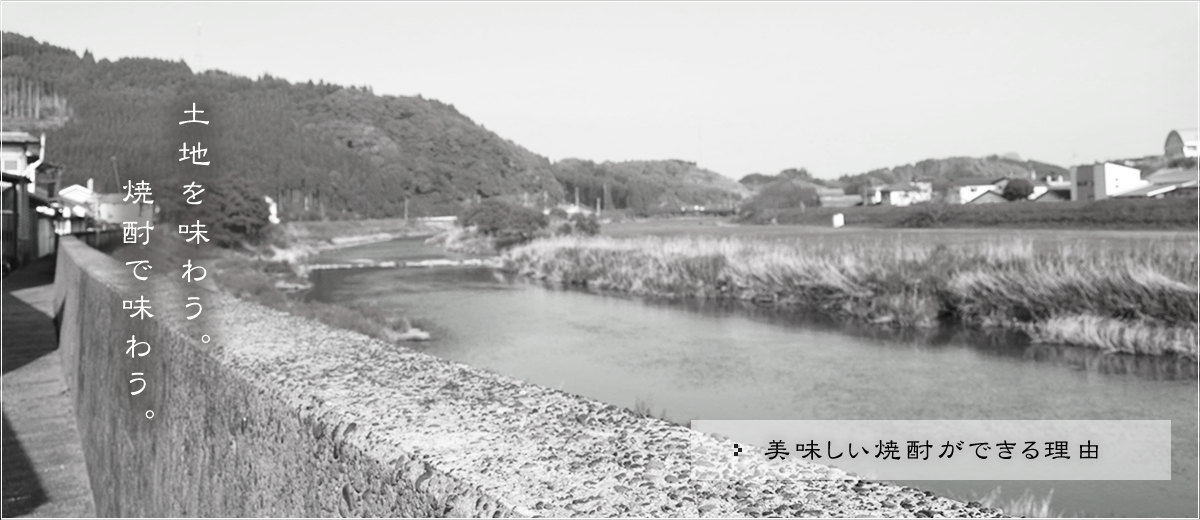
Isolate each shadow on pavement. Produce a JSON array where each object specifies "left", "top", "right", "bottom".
[{"left": 1, "top": 412, "right": 48, "bottom": 517}]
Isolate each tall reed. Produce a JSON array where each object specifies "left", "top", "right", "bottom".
[{"left": 503, "top": 235, "right": 1198, "bottom": 358}]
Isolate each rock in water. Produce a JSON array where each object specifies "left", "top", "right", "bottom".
[{"left": 398, "top": 328, "right": 431, "bottom": 341}]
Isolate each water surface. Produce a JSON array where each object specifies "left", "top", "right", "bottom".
[{"left": 308, "top": 237, "right": 1198, "bottom": 518}]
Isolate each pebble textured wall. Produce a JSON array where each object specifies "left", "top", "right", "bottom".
[{"left": 53, "top": 237, "right": 1006, "bottom": 518}]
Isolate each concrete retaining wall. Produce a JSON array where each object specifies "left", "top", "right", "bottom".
[{"left": 52, "top": 236, "right": 998, "bottom": 518}]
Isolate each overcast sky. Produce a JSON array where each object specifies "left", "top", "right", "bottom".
[{"left": 2, "top": 2, "right": 1197, "bottom": 179}]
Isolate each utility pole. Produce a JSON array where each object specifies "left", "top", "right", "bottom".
[{"left": 110, "top": 156, "right": 121, "bottom": 192}]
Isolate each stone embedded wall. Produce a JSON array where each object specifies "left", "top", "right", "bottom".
[{"left": 52, "top": 236, "right": 997, "bottom": 518}]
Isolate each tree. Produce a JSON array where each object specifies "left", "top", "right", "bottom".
[
  {"left": 1002, "top": 178, "right": 1035, "bottom": 201},
  {"left": 457, "top": 198, "right": 549, "bottom": 250},
  {"left": 192, "top": 173, "right": 272, "bottom": 247}
]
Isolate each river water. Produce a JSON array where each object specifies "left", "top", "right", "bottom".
[{"left": 307, "top": 237, "right": 1197, "bottom": 518}]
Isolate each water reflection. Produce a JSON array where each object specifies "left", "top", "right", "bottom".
[
  {"left": 303, "top": 237, "right": 1198, "bottom": 518},
  {"left": 541, "top": 283, "right": 1199, "bottom": 382}
]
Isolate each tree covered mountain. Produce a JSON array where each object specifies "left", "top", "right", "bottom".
[
  {"left": 835, "top": 155, "right": 1070, "bottom": 195},
  {"left": 5, "top": 33, "right": 1075, "bottom": 221},
  {"left": 4, "top": 33, "right": 750, "bottom": 220},
  {"left": 3, "top": 32, "right": 578, "bottom": 219},
  {"left": 553, "top": 158, "right": 749, "bottom": 214}
]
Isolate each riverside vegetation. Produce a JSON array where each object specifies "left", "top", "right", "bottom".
[
  {"left": 503, "top": 235, "right": 1198, "bottom": 358},
  {"left": 109, "top": 219, "right": 439, "bottom": 345}
]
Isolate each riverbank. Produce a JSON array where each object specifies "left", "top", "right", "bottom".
[
  {"left": 503, "top": 234, "right": 1198, "bottom": 358},
  {"left": 263, "top": 218, "right": 451, "bottom": 265},
  {"left": 739, "top": 197, "right": 1199, "bottom": 230},
  {"left": 108, "top": 222, "right": 438, "bottom": 346}
]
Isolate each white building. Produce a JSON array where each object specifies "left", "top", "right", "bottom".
[
  {"left": 1070, "top": 162, "right": 1149, "bottom": 201},
  {"left": 1027, "top": 175, "right": 1071, "bottom": 201},
  {"left": 865, "top": 181, "right": 932, "bottom": 206},
  {"left": 1, "top": 132, "right": 44, "bottom": 193},
  {"left": 1165, "top": 129, "right": 1199, "bottom": 159},
  {"left": 946, "top": 177, "right": 1005, "bottom": 204}
]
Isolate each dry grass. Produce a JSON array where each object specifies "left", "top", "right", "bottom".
[
  {"left": 503, "top": 235, "right": 1198, "bottom": 358},
  {"left": 109, "top": 222, "right": 427, "bottom": 346},
  {"left": 265, "top": 218, "right": 447, "bottom": 264},
  {"left": 973, "top": 487, "right": 1064, "bottom": 518}
]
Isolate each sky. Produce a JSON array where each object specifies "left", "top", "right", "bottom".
[{"left": 2, "top": 2, "right": 1197, "bottom": 180}]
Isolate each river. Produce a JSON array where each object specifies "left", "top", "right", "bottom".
[{"left": 306, "top": 236, "right": 1197, "bottom": 518}]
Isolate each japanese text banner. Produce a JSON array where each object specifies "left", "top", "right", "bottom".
[{"left": 688, "top": 420, "right": 1171, "bottom": 481}]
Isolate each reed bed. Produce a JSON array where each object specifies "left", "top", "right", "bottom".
[{"left": 503, "top": 235, "right": 1198, "bottom": 358}]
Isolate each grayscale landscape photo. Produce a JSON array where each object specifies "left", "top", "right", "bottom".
[{"left": 2, "top": 2, "right": 1196, "bottom": 519}]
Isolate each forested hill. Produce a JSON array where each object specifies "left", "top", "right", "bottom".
[
  {"left": 2, "top": 32, "right": 569, "bottom": 219},
  {"left": 836, "top": 155, "right": 1070, "bottom": 194},
  {"left": 552, "top": 159, "right": 750, "bottom": 214}
]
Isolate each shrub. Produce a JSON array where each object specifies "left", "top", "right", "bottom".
[
  {"left": 570, "top": 213, "right": 600, "bottom": 236},
  {"left": 1002, "top": 178, "right": 1035, "bottom": 201},
  {"left": 456, "top": 198, "right": 548, "bottom": 250},
  {"left": 190, "top": 173, "right": 273, "bottom": 248},
  {"left": 740, "top": 179, "right": 821, "bottom": 217}
]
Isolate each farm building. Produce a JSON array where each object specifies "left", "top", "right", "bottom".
[
  {"left": 965, "top": 190, "right": 1007, "bottom": 204},
  {"left": 1070, "top": 162, "right": 1148, "bottom": 201},
  {"left": 1165, "top": 129, "right": 1198, "bottom": 159},
  {"left": 816, "top": 187, "right": 861, "bottom": 208},
  {"left": 1111, "top": 166, "right": 1199, "bottom": 199},
  {"left": 1030, "top": 187, "right": 1070, "bottom": 202},
  {"left": 1028, "top": 175, "right": 1071, "bottom": 200},
  {"left": 946, "top": 177, "right": 1006, "bottom": 204},
  {"left": 866, "top": 181, "right": 932, "bottom": 206}
]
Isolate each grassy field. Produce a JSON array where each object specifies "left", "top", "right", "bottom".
[
  {"left": 738, "top": 197, "right": 1198, "bottom": 230},
  {"left": 602, "top": 217, "right": 1198, "bottom": 250},
  {"left": 504, "top": 231, "right": 1198, "bottom": 358}
]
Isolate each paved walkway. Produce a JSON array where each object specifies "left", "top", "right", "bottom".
[{"left": 2, "top": 255, "right": 96, "bottom": 517}]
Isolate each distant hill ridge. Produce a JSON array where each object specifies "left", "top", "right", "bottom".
[
  {"left": 833, "top": 155, "right": 1069, "bottom": 195},
  {"left": 1, "top": 32, "right": 748, "bottom": 219},
  {"left": 553, "top": 158, "right": 749, "bottom": 213}
]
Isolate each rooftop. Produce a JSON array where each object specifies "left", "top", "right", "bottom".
[
  {"left": 1112, "top": 183, "right": 1186, "bottom": 198},
  {"left": 1, "top": 131, "right": 40, "bottom": 145},
  {"left": 1147, "top": 167, "right": 1200, "bottom": 185},
  {"left": 950, "top": 176, "right": 1005, "bottom": 187}
]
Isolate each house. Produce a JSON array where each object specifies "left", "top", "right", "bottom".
[
  {"left": 946, "top": 177, "right": 1006, "bottom": 204},
  {"left": 2, "top": 172, "right": 58, "bottom": 269},
  {"left": 815, "top": 186, "right": 861, "bottom": 208},
  {"left": 96, "top": 193, "right": 149, "bottom": 225},
  {"left": 1028, "top": 175, "right": 1071, "bottom": 200},
  {"left": 1146, "top": 166, "right": 1200, "bottom": 186},
  {"left": 1029, "top": 177, "right": 1071, "bottom": 202},
  {"left": 1070, "top": 162, "right": 1148, "bottom": 201},
  {"left": 57, "top": 182, "right": 98, "bottom": 234},
  {"left": 1031, "top": 188, "right": 1070, "bottom": 202},
  {"left": 1111, "top": 166, "right": 1199, "bottom": 199},
  {"left": 867, "top": 181, "right": 932, "bottom": 206},
  {"left": 2, "top": 132, "right": 62, "bottom": 270},
  {"left": 1165, "top": 129, "right": 1199, "bottom": 159},
  {"left": 965, "top": 190, "right": 1007, "bottom": 204},
  {"left": 58, "top": 183, "right": 95, "bottom": 206},
  {"left": 1, "top": 131, "right": 44, "bottom": 192}
]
